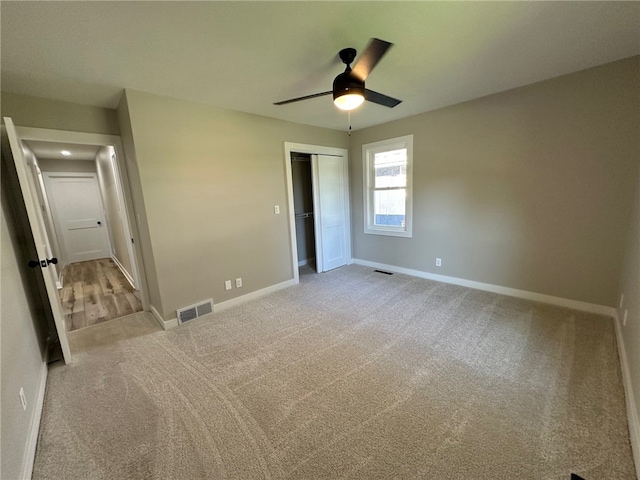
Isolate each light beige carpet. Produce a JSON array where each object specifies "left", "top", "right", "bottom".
[{"left": 33, "top": 265, "right": 636, "bottom": 479}]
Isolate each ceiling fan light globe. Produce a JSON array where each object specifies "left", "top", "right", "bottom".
[{"left": 334, "top": 94, "right": 365, "bottom": 111}]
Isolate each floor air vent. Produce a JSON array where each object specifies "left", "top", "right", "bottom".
[
  {"left": 374, "top": 269, "right": 393, "bottom": 275},
  {"left": 177, "top": 299, "right": 214, "bottom": 324}
]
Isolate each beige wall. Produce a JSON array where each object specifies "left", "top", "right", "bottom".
[
  {"left": 617, "top": 161, "right": 640, "bottom": 471},
  {"left": 122, "top": 89, "right": 348, "bottom": 320},
  {"left": 96, "top": 146, "right": 134, "bottom": 279},
  {"left": 350, "top": 57, "right": 640, "bottom": 307},
  {"left": 2, "top": 92, "right": 120, "bottom": 135},
  {"left": 117, "top": 91, "right": 163, "bottom": 315},
  {"left": 0, "top": 169, "right": 47, "bottom": 480}
]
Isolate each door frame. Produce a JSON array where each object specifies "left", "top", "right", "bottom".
[
  {"left": 16, "top": 126, "right": 149, "bottom": 311},
  {"left": 284, "top": 142, "right": 351, "bottom": 284},
  {"left": 42, "top": 172, "right": 113, "bottom": 265}
]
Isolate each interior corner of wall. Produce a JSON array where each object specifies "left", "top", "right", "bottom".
[{"left": 149, "top": 304, "right": 167, "bottom": 329}]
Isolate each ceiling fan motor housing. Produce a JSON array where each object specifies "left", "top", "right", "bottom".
[
  {"left": 334, "top": 47, "right": 364, "bottom": 101},
  {"left": 332, "top": 71, "right": 365, "bottom": 101}
]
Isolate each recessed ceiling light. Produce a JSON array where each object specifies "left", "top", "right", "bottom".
[{"left": 61, "top": 150, "right": 71, "bottom": 156}]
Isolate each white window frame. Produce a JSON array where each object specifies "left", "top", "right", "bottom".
[{"left": 363, "top": 134, "right": 413, "bottom": 238}]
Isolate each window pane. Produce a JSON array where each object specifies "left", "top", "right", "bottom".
[
  {"left": 373, "top": 189, "right": 406, "bottom": 227},
  {"left": 374, "top": 149, "right": 407, "bottom": 188}
]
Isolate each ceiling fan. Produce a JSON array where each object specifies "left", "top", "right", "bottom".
[{"left": 274, "top": 38, "right": 402, "bottom": 111}]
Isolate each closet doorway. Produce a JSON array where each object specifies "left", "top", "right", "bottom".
[
  {"left": 291, "top": 153, "right": 316, "bottom": 273},
  {"left": 284, "top": 142, "right": 351, "bottom": 284}
]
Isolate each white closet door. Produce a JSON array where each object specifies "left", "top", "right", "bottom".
[{"left": 312, "top": 154, "right": 349, "bottom": 272}]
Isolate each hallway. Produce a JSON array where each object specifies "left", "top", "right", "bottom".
[{"left": 59, "top": 258, "right": 143, "bottom": 332}]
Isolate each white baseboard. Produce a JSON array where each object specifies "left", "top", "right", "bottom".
[
  {"left": 352, "top": 258, "right": 616, "bottom": 317},
  {"left": 21, "top": 363, "right": 48, "bottom": 480},
  {"left": 613, "top": 309, "right": 640, "bottom": 478},
  {"left": 163, "top": 317, "right": 179, "bottom": 329},
  {"left": 214, "top": 279, "right": 296, "bottom": 314},
  {"left": 162, "top": 280, "right": 296, "bottom": 327},
  {"left": 150, "top": 305, "right": 177, "bottom": 330},
  {"left": 111, "top": 255, "right": 136, "bottom": 290}
]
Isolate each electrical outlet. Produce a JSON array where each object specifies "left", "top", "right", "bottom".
[
  {"left": 620, "top": 293, "right": 624, "bottom": 308},
  {"left": 435, "top": 258, "right": 442, "bottom": 267},
  {"left": 236, "top": 277, "right": 242, "bottom": 288},
  {"left": 224, "top": 280, "right": 232, "bottom": 291},
  {"left": 274, "top": 205, "right": 280, "bottom": 215},
  {"left": 19, "top": 388, "right": 27, "bottom": 411},
  {"left": 623, "top": 309, "right": 628, "bottom": 326}
]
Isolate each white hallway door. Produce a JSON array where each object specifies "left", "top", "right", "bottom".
[
  {"left": 45, "top": 173, "right": 111, "bottom": 264},
  {"left": 313, "top": 154, "right": 349, "bottom": 272},
  {"left": 2, "top": 117, "right": 72, "bottom": 363}
]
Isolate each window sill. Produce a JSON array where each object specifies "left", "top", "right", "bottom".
[{"left": 364, "top": 228, "right": 413, "bottom": 238}]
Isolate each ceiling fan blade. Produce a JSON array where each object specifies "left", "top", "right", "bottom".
[
  {"left": 365, "top": 89, "right": 402, "bottom": 108},
  {"left": 352, "top": 38, "right": 392, "bottom": 82},
  {"left": 274, "top": 91, "right": 332, "bottom": 106}
]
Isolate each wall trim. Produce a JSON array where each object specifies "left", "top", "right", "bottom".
[
  {"left": 214, "top": 279, "right": 296, "bottom": 314},
  {"left": 613, "top": 309, "right": 640, "bottom": 478},
  {"left": 352, "top": 258, "right": 616, "bottom": 317},
  {"left": 163, "top": 317, "right": 179, "bottom": 330},
  {"left": 111, "top": 254, "right": 135, "bottom": 290},
  {"left": 21, "top": 363, "right": 48, "bottom": 480},
  {"left": 149, "top": 305, "right": 177, "bottom": 330}
]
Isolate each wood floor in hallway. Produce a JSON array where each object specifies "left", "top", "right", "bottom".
[{"left": 59, "top": 258, "right": 142, "bottom": 332}]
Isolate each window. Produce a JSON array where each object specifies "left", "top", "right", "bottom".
[{"left": 363, "top": 135, "right": 413, "bottom": 237}]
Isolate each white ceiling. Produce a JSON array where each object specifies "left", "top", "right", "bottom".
[
  {"left": 23, "top": 140, "right": 101, "bottom": 161},
  {"left": 2, "top": 2, "right": 639, "bottom": 132}
]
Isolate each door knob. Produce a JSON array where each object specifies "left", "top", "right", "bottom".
[
  {"left": 97, "top": 221, "right": 102, "bottom": 225},
  {"left": 27, "top": 257, "right": 58, "bottom": 268}
]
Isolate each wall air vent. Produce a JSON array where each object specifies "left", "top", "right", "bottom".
[{"left": 176, "top": 299, "right": 214, "bottom": 325}]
